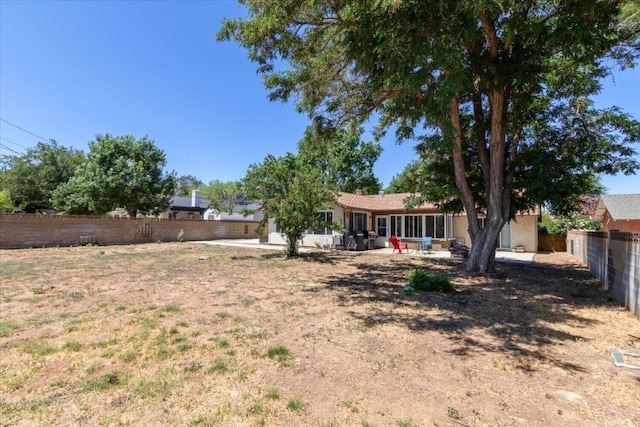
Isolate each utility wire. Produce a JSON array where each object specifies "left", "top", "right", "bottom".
[
  {"left": 0, "top": 118, "right": 50, "bottom": 143},
  {"left": 0, "top": 142, "right": 23, "bottom": 155},
  {"left": 0, "top": 137, "right": 29, "bottom": 149}
]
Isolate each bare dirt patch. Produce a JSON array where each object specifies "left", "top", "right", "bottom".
[{"left": 1, "top": 243, "right": 638, "bottom": 426}]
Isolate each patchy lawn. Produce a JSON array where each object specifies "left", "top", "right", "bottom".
[{"left": 0, "top": 243, "right": 638, "bottom": 426}]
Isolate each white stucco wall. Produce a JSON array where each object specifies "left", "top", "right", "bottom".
[
  {"left": 452, "top": 215, "right": 538, "bottom": 252},
  {"left": 267, "top": 206, "right": 345, "bottom": 247}
]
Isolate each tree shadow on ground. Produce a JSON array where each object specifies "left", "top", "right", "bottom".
[
  {"left": 316, "top": 255, "right": 618, "bottom": 373},
  {"left": 259, "top": 250, "right": 361, "bottom": 265}
]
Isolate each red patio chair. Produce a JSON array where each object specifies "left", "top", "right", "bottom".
[{"left": 389, "top": 235, "right": 408, "bottom": 254}]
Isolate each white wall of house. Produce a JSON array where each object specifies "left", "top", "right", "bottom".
[
  {"left": 452, "top": 215, "right": 538, "bottom": 252},
  {"left": 267, "top": 206, "right": 345, "bottom": 247},
  {"left": 205, "top": 209, "right": 264, "bottom": 222}
]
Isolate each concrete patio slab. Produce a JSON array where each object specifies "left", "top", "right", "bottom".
[{"left": 194, "top": 239, "right": 535, "bottom": 263}]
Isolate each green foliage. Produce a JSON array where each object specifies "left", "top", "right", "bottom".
[
  {"left": 0, "top": 141, "right": 85, "bottom": 212},
  {"left": 0, "top": 189, "right": 13, "bottom": 212},
  {"left": 52, "top": 134, "right": 176, "bottom": 216},
  {"left": 244, "top": 153, "right": 338, "bottom": 257},
  {"left": 200, "top": 179, "right": 246, "bottom": 216},
  {"left": 298, "top": 122, "right": 382, "bottom": 195},
  {"left": 174, "top": 175, "right": 203, "bottom": 196},
  {"left": 539, "top": 211, "right": 602, "bottom": 235},
  {"left": 219, "top": 0, "right": 639, "bottom": 273},
  {"left": 0, "top": 320, "right": 20, "bottom": 337},
  {"left": 286, "top": 397, "right": 303, "bottom": 411},
  {"left": 266, "top": 345, "right": 291, "bottom": 362},
  {"left": 408, "top": 269, "right": 453, "bottom": 293}
]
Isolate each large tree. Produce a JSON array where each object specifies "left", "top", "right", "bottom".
[
  {"left": 297, "top": 122, "right": 383, "bottom": 195},
  {"left": 244, "top": 153, "right": 337, "bottom": 257},
  {"left": 53, "top": 134, "right": 176, "bottom": 216},
  {"left": 0, "top": 141, "right": 85, "bottom": 212},
  {"left": 219, "top": 0, "right": 640, "bottom": 273}
]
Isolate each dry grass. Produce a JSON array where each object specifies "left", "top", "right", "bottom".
[{"left": 0, "top": 242, "right": 639, "bottom": 426}]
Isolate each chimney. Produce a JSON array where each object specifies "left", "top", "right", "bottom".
[
  {"left": 379, "top": 190, "right": 384, "bottom": 197},
  {"left": 355, "top": 188, "right": 365, "bottom": 196},
  {"left": 191, "top": 190, "right": 201, "bottom": 207}
]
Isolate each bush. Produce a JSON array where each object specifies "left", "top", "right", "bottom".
[{"left": 408, "top": 269, "right": 453, "bottom": 292}]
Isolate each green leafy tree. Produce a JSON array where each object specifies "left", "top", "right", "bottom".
[
  {"left": 0, "top": 141, "right": 85, "bottom": 212},
  {"left": 220, "top": 1, "right": 639, "bottom": 273},
  {"left": 175, "top": 175, "right": 203, "bottom": 196},
  {"left": 0, "top": 189, "right": 13, "bottom": 212},
  {"left": 385, "top": 161, "right": 422, "bottom": 194},
  {"left": 244, "top": 153, "right": 337, "bottom": 257},
  {"left": 298, "top": 122, "right": 382, "bottom": 195},
  {"left": 53, "top": 134, "right": 176, "bottom": 216},
  {"left": 200, "top": 179, "right": 247, "bottom": 215}
]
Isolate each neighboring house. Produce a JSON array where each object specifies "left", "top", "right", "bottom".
[
  {"left": 159, "top": 190, "right": 211, "bottom": 220},
  {"left": 594, "top": 194, "right": 640, "bottom": 232},
  {"left": 204, "top": 202, "right": 264, "bottom": 222},
  {"left": 267, "top": 189, "right": 539, "bottom": 251}
]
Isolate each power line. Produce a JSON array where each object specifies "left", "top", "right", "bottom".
[
  {"left": 0, "top": 118, "right": 50, "bottom": 143},
  {"left": 0, "top": 142, "right": 23, "bottom": 155},
  {"left": 0, "top": 137, "right": 29, "bottom": 149}
]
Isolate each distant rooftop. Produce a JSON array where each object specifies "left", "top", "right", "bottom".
[{"left": 594, "top": 194, "right": 640, "bottom": 222}]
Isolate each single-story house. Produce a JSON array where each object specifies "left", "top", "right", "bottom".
[
  {"left": 267, "top": 189, "right": 539, "bottom": 251},
  {"left": 204, "top": 202, "right": 264, "bottom": 222},
  {"left": 159, "top": 190, "right": 211, "bottom": 220},
  {"left": 594, "top": 194, "right": 640, "bottom": 232}
]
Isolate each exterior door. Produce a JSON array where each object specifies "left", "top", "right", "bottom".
[{"left": 500, "top": 222, "right": 511, "bottom": 249}]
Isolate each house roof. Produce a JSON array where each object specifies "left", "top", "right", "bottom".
[
  {"left": 594, "top": 194, "right": 640, "bottom": 222},
  {"left": 169, "top": 196, "right": 211, "bottom": 210},
  {"left": 336, "top": 192, "right": 437, "bottom": 212},
  {"left": 335, "top": 191, "right": 540, "bottom": 216}
]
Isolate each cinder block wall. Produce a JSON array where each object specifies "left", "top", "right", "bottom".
[
  {"left": 567, "top": 230, "right": 640, "bottom": 319},
  {"left": 0, "top": 214, "right": 263, "bottom": 249}
]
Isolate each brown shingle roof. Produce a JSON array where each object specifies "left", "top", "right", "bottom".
[{"left": 335, "top": 192, "right": 437, "bottom": 212}]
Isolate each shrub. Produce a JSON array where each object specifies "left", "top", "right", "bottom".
[{"left": 408, "top": 269, "right": 453, "bottom": 292}]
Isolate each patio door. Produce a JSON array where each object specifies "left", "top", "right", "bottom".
[{"left": 499, "top": 223, "right": 511, "bottom": 249}]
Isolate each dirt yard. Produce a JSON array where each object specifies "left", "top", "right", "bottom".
[{"left": 0, "top": 243, "right": 638, "bottom": 426}]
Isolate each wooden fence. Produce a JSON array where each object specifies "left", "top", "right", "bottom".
[
  {"left": 0, "top": 213, "right": 264, "bottom": 249},
  {"left": 567, "top": 230, "right": 640, "bottom": 319}
]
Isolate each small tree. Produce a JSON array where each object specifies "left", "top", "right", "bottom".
[
  {"left": 244, "top": 153, "right": 337, "bottom": 257},
  {"left": 53, "top": 134, "right": 176, "bottom": 216}
]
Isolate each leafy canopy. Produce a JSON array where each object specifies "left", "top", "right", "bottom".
[
  {"left": 297, "top": 122, "right": 382, "bottom": 195},
  {"left": 0, "top": 141, "right": 85, "bottom": 212},
  {"left": 200, "top": 180, "right": 248, "bottom": 216},
  {"left": 53, "top": 134, "right": 176, "bottom": 216},
  {"left": 220, "top": 0, "right": 639, "bottom": 273},
  {"left": 244, "top": 153, "right": 337, "bottom": 257}
]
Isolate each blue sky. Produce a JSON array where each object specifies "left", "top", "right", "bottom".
[{"left": 1, "top": 0, "right": 638, "bottom": 194}]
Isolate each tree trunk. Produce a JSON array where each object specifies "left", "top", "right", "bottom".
[
  {"left": 464, "top": 223, "right": 501, "bottom": 273},
  {"left": 284, "top": 233, "right": 301, "bottom": 258}
]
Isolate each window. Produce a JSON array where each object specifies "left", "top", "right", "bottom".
[
  {"left": 309, "top": 211, "right": 333, "bottom": 235},
  {"left": 349, "top": 212, "right": 367, "bottom": 233},
  {"left": 389, "top": 214, "right": 449, "bottom": 239},
  {"left": 377, "top": 217, "right": 387, "bottom": 237},
  {"left": 390, "top": 215, "right": 402, "bottom": 237},
  {"left": 404, "top": 215, "right": 423, "bottom": 238},
  {"left": 435, "top": 215, "right": 445, "bottom": 239}
]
